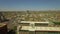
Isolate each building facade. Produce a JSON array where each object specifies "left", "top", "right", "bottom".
[{"left": 17, "top": 21, "right": 60, "bottom": 34}]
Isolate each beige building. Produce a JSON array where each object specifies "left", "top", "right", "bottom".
[{"left": 17, "top": 21, "right": 60, "bottom": 34}]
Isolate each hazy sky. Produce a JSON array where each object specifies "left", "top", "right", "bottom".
[{"left": 0, "top": 0, "right": 60, "bottom": 11}]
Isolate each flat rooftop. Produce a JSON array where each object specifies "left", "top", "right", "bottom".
[
  {"left": 20, "top": 26, "right": 60, "bottom": 31},
  {"left": 0, "top": 23, "right": 6, "bottom": 27},
  {"left": 21, "top": 21, "right": 49, "bottom": 24}
]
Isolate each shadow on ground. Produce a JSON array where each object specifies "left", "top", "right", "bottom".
[{"left": 7, "top": 30, "right": 16, "bottom": 34}]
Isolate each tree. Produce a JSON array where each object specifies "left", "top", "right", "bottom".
[
  {"left": 53, "top": 22, "right": 60, "bottom": 25},
  {"left": 0, "top": 12, "right": 9, "bottom": 22}
]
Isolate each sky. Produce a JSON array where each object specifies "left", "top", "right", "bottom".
[{"left": 0, "top": 0, "right": 60, "bottom": 11}]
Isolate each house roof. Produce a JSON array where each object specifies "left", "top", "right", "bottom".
[{"left": 20, "top": 21, "right": 49, "bottom": 24}]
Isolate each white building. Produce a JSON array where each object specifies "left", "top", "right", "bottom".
[{"left": 17, "top": 21, "right": 60, "bottom": 34}]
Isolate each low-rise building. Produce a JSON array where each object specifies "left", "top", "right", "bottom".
[
  {"left": 17, "top": 21, "right": 60, "bottom": 34},
  {"left": 0, "top": 23, "right": 7, "bottom": 34}
]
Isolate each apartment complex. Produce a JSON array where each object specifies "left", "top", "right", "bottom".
[{"left": 17, "top": 21, "right": 60, "bottom": 34}]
